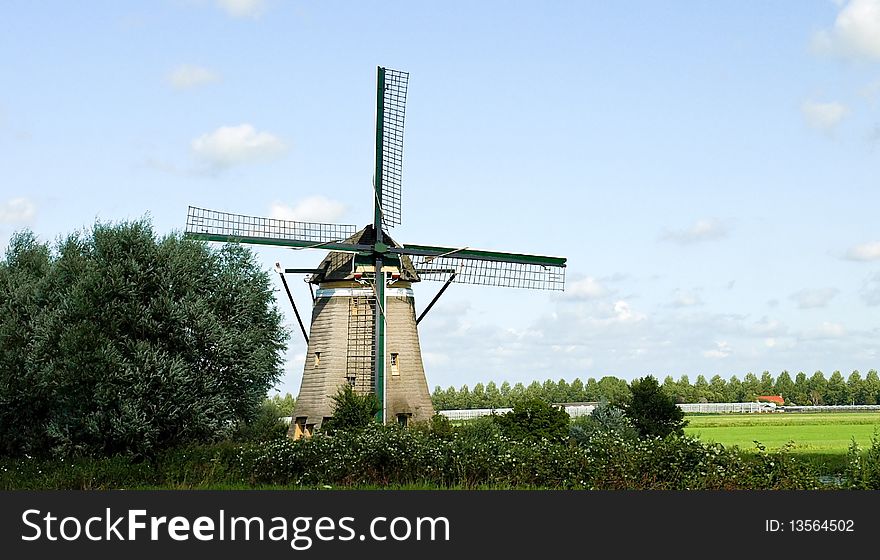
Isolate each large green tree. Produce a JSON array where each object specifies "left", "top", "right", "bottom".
[
  {"left": 624, "top": 376, "right": 688, "bottom": 438},
  {"left": 0, "top": 221, "right": 287, "bottom": 457},
  {"left": 774, "top": 371, "right": 795, "bottom": 402},
  {"left": 825, "top": 371, "right": 849, "bottom": 405}
]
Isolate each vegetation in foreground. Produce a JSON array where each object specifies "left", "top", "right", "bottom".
[
  {"left": 0, "top": 425, "right": 839, "bottom": 491},
  {"left": 6, "top": 384, "right": 880, "bottom": 491}
]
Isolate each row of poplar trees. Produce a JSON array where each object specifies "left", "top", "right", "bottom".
[{"left": 431, "top": 370, "right": 880, "bottom": 410}]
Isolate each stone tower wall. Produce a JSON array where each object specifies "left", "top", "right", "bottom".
[{"left": 289, "top": 281, "right": 435, "bottom": 437}]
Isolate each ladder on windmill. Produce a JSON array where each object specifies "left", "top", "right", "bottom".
[{"left": 347, "top": 295, "right": 375, "bottom": 395}]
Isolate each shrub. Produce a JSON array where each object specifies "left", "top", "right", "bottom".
[
  {"left": 494, "top": 398, "right": 570, "bottom": 444},
  {"left": 625, "top": 376, "right": 687, "bottom": 438},
  {"left": 427, "top": 413, "right": 454, "bottom": 439},
  {"left": 570, "top": 401, "right": 638, "bottom": 444},
  {"left": 0, "top": 221, "right": 287, "bottom": 458},
  {"left": 844, "top": 432, "right": 880, "bottom": 489},
  {"left": 320, "top": 385, "right": 380, "bottom": 434},
  {"left": 1, "top": 429, "right": 826, "bottom": 490},
  {"left": 232, "top": 399, "right": 290, "bottom": 443}
]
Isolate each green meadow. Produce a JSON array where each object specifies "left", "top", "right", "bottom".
[{"left": 684, "top": 412, "right": 880, "bottom": 455}]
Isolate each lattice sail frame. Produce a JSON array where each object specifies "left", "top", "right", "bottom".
[
  {"left": 186, "top": 206, "right": 357, "bottom": 244},
  {"left": 411, "top": 255, "right": 566, "bottom": 291},
  {"left": 378, "top": 69, "right": 408, "bottom": 228}
]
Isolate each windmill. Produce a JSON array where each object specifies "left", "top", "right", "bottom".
[{"left": 185, "top": 67, "right": 567, "bottom": 437}]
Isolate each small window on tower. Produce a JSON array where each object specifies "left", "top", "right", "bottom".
[
  {"left": 293, "top": 417, "right": 307, "bottom": 440},
  {"left": 390, "top": 353, "right": 400, "bottom": 376},
  {"left": 314, "top": 352, "right": 321, "bottom": 367}
]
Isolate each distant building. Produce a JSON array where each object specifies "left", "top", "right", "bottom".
[{"left": 756, "top": 395, "right": 784, "bottom": 406}]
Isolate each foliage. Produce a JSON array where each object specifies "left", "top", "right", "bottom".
[
  {"left": 0, "top": 221, "right": 288, "bottom": 458},
  {"left": 570, "top": 401, "right": 637, "bottom": 444},
  {"left": 1, "top": 428, "right": 826, "bottom": 490},
  {"left": 494, "top": 398, "right": 570, "bottom": 444},
  {"left": 231, "top": 399, "right": 290, "bottom": 443},
  {"left": 431, "top": 369, "right": 880, "bottom": 410},
  {"left": 267, "top": 393, "right": 297, "bottom": 417},
  {"left": 320, "top": 384, "right": 380, "bottom": 434},
  {"left": 844, "top": 431, "right": 880, "bottom": 489},
  {"left": 625, "top": 376, "right": 688, "bottom": 439},
  {"left": 428, "top": 413, "right": 454, "bottom": 439}
]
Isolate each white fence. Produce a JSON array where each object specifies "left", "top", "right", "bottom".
[
  {"left": 677, "top": 402, "right": 776, "bottom": 414},
  {"left": 439, "top": 401, "right": 779, "bottom": 421},
  {"left": 439, "top": 404, "right": 596, "bottom": 421},
  {"left": 781, "top": 404, "right": 880, "bottom": 413},
  {"left": 290, "top": 403, "right": 880, "bottom": 425}
]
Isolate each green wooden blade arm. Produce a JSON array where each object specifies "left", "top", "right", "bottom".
[
  {"left": 373, "top": 66, "right": 385, "bottom": 237},
  {"left": 391, "top": 244, "right": 566, "bottom": 267},
  {"left": 392, "top": 244, "right": 566, "bottom": 291},
  {"left": 184, "top": 232, "right": 371, "bottom": 253}
]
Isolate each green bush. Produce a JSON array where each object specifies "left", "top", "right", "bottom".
[
  {"left": 0, "top": 221, "right": 287, "bottom": 458},
  {"left": 1, "top": 428, "right": 827, "bottom": 490},
  {"left": 570, "top": 401, "right": 638, "bottom": 444},
  {"left": 494, "top": 398, "right": 570, "bottom": 444},
  {"left": 425, "top": 413, "right": 454, "bottom": 439},
  {"left": 625, "top": 376, "right": 688, "bottom": 438},
  {"left": 320, "top": 385, "right": 381, "bottom": 435},
  {"left": 232, "top": 400, "right": 290, "bottom": 443},
  {"left": 843, "top": 432, "right": 880, "bottom": 489}
]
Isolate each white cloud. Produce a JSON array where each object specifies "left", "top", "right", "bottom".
[
  {"left": 167, "top": 64, "right": 219, "bottom": 90},
  {"left": 670, "top": 289, "right": 703, "bottom": 308},
  {"left": 661, "top": 219, "right": 729, "bottom": 245},
  {"left": 861, "top": 272, "right": 880, "bottom": 306},
  {"left": 812, "top": 0, "right": 880, "bottom": 60},
  {"left": 566, "top": 276, "right": 607, "bottom": 300},
  {"left": 269, "top": 196, "right": 347, "bottom": 223},
  {"left": 703, "top": 341, "right": 731, "bottom": 359},
  {"left": 845, "top": 240, "right": 880, "bottom": 261},
  {"left": 804, "top": 321, "right": 847, "bottom": 339},
  {"left": 763, "top": 337, "right": 796, "bottom": 351},
  {"left": 750, "top": 317, "right": 788, "bottom": 337},
  {"left": 191, "top": 124, "right": 286, "bottom": 169},
  {"left": 0, "top": 197, "right": 36, "bottom": 225},
  {"left": 790, "top": 287, "right": 840, "bottom": 309},
  {"left": 801, "top": 100, "right": 848, "bottom": 132},
  {"left": 216, "top": 0, "right": 266, "bottom": 18},
  {"left": 422, "top": 352, "right": 450, "bottom": 367},
  {"left": 608, "top": 300, "right": 645, "bottom": 325}
]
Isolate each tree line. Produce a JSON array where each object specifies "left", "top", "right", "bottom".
[{"left": 431, "top": 369, "right": 880, "bottom": 410}]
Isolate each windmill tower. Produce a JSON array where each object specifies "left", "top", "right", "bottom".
[{"left": 185, "top": 67, "right": 567, "bottom": 437}]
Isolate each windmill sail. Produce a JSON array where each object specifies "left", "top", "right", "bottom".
[
  {"left": 394, "top": 244, "right": 566, "bottom": 291},
  {"left": 374, "top": 67, "right": 408, "bottom": 229},
  {"left": 185, "top": 206, "right": 365, "bottom": 251}
]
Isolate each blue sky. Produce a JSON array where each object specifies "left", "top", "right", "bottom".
[{"left": 2, "top": 1, "right": 880, "bottom": 397}]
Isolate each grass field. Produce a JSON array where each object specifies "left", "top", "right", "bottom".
[{"left": 684, "top": 412, "right": 880, "bottom": 455}]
